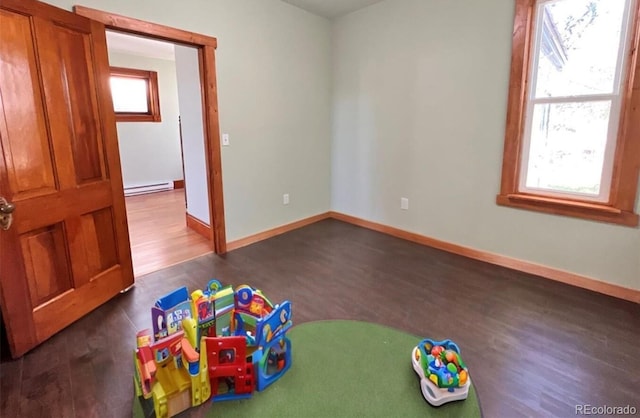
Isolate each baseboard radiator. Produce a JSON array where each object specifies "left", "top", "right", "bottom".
[{"left": 124, "top": 182, "right": 174, "bottom": 197}]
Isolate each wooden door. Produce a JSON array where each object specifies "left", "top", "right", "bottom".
[{"left": 0, "top": 0, "right": 133, "bottom": 358}]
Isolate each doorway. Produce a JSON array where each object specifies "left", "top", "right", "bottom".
[
  {"left": 73, "top": 5, "right": 227, "bottom": 253},
  {"left": 104, "top": 30, "right": 215, "bottom": 277}
]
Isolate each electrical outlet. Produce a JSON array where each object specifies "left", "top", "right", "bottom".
[
  {"left": 283, "top": 193, "right": 290, "bottom": 205},
  {"left": 401, "top": 197, "right": 409, "bottom": 210},
  {"left": 222, "top": 133, "right": 230, "bottom": 146}
]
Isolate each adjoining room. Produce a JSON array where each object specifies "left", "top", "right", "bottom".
[{"left": 105, "top": 30, "right": 215, "bottom": 277}]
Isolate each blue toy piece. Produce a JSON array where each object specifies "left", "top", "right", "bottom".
[
  {"left": 251, "top": 301, "right": 292, "bottom": 391},
  {"left": 205, "top": 279, "right": 222, "bottom": 295},
  {"left": 257, "top": 335, "right": 291, "bottom": 391}
]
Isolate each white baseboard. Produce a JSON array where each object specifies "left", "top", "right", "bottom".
[{"left": 124, "top": 182, "right": 173, "bottom": 196}]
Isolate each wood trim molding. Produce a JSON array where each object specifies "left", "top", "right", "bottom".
[
  {"left": 110, "top": 66, "right": 161, "bottom": 122},
  {"left": 73, "top": 6, "right": 217, "bottom": 47},
  {"left": 74, "top": 5, "right": 227, "bottom": 254},
  {"left": 497, "top": 0, "right": 640, "bottom": 226},
  {"left": 611, "top": 1, "right": 640, "bottom": 210},
  {"left": 223, "top": 210, "right": 638, "bottom": 302},
  {"left": 199, "top": 45, "right": 226, "bottom": 253},
  {"left": 499, "top": 0, "right": 534, "bottom": 195},
  {"left": 186, "top": 214, "right": 213, "bottom": 241},
  {"left": 226, "top": 213, "right": 331, "bottom": 251},
  {"left": 329, "top": 212, "right": 640, "bottom": 304},
  {"left": 173, "top": 179, "right": 184, "bottom": 189},
  {"left": 496, "top": 194, "right": 639, "bottom": 227}
]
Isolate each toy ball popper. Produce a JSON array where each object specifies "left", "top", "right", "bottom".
[{"left": 411, "top": 339, "right": 470, "bottom": 406}]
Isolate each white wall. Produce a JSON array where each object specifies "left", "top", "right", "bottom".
[
  {"left": 107, "top": 52, "right": 183, "bottom": 189},
  {"left": 46, "top": 0, "right": 333, "bottom": 242},
  {"left": 331, "top": 0, "right": 640, "bottom": 290},
  {"left": 174, "top": 45, "right": 210, "bottom": 225}
]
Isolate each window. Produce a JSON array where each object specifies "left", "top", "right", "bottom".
[
  {"left": 109, "top": 67, "right": 161, "bottom": 122},
  {"left": 498, "top": 0, "right": 640, "bottom": 226}
]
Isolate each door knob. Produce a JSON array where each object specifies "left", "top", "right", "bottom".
[{"left": 0, "top": 197, "right": 15, "bottom": 231}]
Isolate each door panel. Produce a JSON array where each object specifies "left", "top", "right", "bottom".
[
  {"left": 38, "top": 19, "right": 105, "bottom": 185},
  {"left": 21, "top": 224, "right": 72, "bottom": 307},
  {"left": 13, "top": 182, "right": 113, "bottom": 234},
  {"left": 68, "top": 207, "right": 118, "bottom": 286},
  {"left": 32, "top": 266, "right": 124, "bottom": 342},
  {"left": 0, "top": 0, "right": 134, "bottom": 358},
  {"left": 0, "top": 10, "right": 57, "bottom": 200}
]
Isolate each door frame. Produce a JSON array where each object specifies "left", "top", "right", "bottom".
[{"left": 74, "top": 5, "right": 227, "bottom": 253}]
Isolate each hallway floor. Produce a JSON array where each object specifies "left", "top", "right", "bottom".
[{"left": 125, "top": 189, "right": 212, "bottom": 277}]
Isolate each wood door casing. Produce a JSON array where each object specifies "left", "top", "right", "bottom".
[
  {"left": 0, "top": 0, "right": 133, "bottom": 357},
  {"left": 73, "top": 6, "right": 227, "bottom": 254}
]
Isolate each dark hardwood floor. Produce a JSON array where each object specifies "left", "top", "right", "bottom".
[{"left": 1, "top": 219, "right": 638, "bottom": 417}]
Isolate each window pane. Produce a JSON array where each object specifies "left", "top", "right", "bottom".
[
  {"left": 534, "top": 0, "right": 627, "bottom": 98},
  {"left": 525, "top": 101, "right": 611, "bottom": 195},
  {"left": 110, "top": 76, "right": 148, "bottom": 112}
]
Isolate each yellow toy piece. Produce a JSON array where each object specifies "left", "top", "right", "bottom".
[
  {"left": 137, "top": 332, "right": 202, "bottom": 418},
  {"left": 133, "top": 352, "right": 143, "bottom": 398},
  {"left": 192, "top": 337, "right": 211, "bottom": 406},
  {"left": 459, "top": 370, "right": 468, "bottom": 386},
  {"left": 152, "top": 360, "right": 191, "bottom": 417},
  {"left": 263, "top": 324, "right": 273, "bottom": 343},
  {"left": 182, "top": 317, "right": 198, "bottom": 349},
  {"left": 191, "top": 289, "right": 204, "bottom": 301},
  {"left": 151, "top": 382, "right": 169, "bottom": 418}
]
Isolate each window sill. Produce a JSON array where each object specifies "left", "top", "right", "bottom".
[
  {"left": 496, "top": 193, "right": 639, "bottom": 227},
  {"left": 115, "top": 113, "right": 161, "bottom": 122}
]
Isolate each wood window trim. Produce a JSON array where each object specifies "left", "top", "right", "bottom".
[
  {"left": 110, "top": 66, "right": 161, "bottom": 122},
  {"left": 497, "top": 0, "right": 640, "bottom": 227}
]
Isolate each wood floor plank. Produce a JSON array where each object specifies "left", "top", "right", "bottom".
[
  {"left": 0, "top": 356, "right": 22, "bottom": 415},
  {"left": 1, "top": 218, "right": 638, "bottom": 417},
  {"left": 125, "top": 190, "right": 213, "bottom": 277}
]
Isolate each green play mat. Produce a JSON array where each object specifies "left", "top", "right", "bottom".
[{"left": 134, "top": 320, "right": 481, "bottom": 417}]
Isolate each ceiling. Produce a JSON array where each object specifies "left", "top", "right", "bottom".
[
  {"left": 105, "top": 2, "right": 386, "bottom": 60},
  {"left": 106, "top": 30, "right": 175, "bottom": 61},
  {"left": 281, "top": 0, "right": 386, "bottom": 19}
]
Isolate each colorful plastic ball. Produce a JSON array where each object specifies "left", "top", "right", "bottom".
[
  {"left": 431, "top": 345, "right": 444, "bottom": 356},
  {"left": 459, "top": 370, "right": 468, "bottom": 385},
  {"left": 447, "top": 363, "right": 457, "bottom": 374},
  {"left": 445, "top": 350, "right": 459, "bottom": 365}
]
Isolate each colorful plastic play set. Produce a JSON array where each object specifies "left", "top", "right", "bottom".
[
  {"left": 133, "top": 280, "right": 293, "bottom": 417},
  {"left": 411, "top": 338, "right": 471, "bottom": 406}
]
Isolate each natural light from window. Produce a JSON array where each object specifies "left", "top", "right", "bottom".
[
  {"left": 521, "top": 0, "right": 633, "bottom": 200},
  {"left": 110, "top": 76, "right": 149, "bottom": 113}
]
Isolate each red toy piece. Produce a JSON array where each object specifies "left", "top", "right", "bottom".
[{"left": 204, "top": 336, "right": 255, "bottom": 401}]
